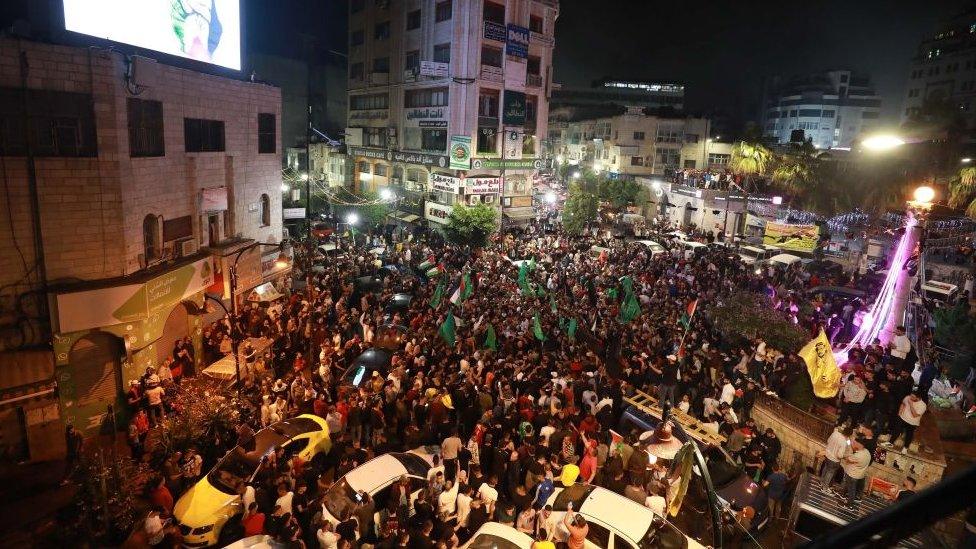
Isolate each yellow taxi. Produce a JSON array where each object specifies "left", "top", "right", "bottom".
[{"left": 174, "top": 414, "right": 331, "bottom": 547}]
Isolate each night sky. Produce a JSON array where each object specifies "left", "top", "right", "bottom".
[{"left": 553, "top": 0, "right": 971, "bottom": 127}]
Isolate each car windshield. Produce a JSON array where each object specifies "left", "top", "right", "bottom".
[
  {"left": 740, "top": 248, "right": 762, "bottom": 259},
  {"left": 551, "top": 484, "right": 596, "bottom": 511},
  {"left": 392, "top": 452, "right": 431, "bottom": 477},
  {"left": 276, "top": 417, "right": 322, "bottom": 437},
  {"left": 639, "top": 515, "right": 689, "bottom": 549},
  {"left": 466, "top": 533, "right": 525, "bottom": 549},
  {"left": 324, "top": 478, "right": 359, "bottom": 520},
  {"left": 703, "top": 445, "right": 741, "bottom": 488},
  {"left": 207, "top": 450, "right": 257, "bottom": 495}
]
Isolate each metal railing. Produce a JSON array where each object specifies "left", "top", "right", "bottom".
[{"left": 755, "top": 391, "right": 834, "bottom": 442}]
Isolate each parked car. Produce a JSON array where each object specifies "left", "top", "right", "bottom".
[
  {"left": 632, "top": 240, "right": 668, "bottom": 257},
  {"left": 461, "top": 522, "right": 534, "bottom": 549},
  {"left": 321, "top": 451, "right": 434, "bottom": 525},
  {"left": 768, "top": 253, "right": 805, "bottom": 268},
  {"left": 339, "top": 348, "right": 394, "bottom": 389},
  {"left": 174, "top": 415, "right": 332, "bottom": 547}
]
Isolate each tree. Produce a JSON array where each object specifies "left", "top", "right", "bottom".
[
  {"left": 729, "top": 140, "right": 773, "bottom": 191},
  {"left": 562, "top": 179, "right": 599, "bottom": 235},
  {"left": 933, "top": 301, "right": 976, "bottom": 380},
  {"left": 443, "top": 203, "right": 498, "bottom": 247},
  {"left": 599, "top": 178, "right": 647, "bottom": 209},
  {"left": 710, "top": 291, "right": 809, "bottom": 353},
  {"left": 948, "top": 166, "right": 976, "bottom": 217},
  {"left": 772, "top": 140, "right": 819, "bottom": 197}
]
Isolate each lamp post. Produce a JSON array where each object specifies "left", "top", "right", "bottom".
[{"left": 222, "top": 240, "right": 290, "bottom": 396}]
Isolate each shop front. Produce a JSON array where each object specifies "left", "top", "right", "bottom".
[{"left": 51, "top": 255, "right": 215, "bottom": 435}]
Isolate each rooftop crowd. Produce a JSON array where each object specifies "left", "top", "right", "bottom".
[{"left": 103, "top": 216, "right": 947, "bottom": 549}]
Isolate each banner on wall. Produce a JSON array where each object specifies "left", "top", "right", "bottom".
[
  {"left": 449, "top": 135, "right": 472, "bottom": 170},
  {"left": 763, "top": 222, "right": 820, "bottom": 252}
]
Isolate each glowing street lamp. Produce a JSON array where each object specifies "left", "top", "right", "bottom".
[
  {"left": 347, "top": 212, "right": 360, "bottom": 225},
  {"left": 545, "top": 191, "right": 557, "bottom": 204},
  {"left": 281, "top": 183, "right": 290, "bottom": 192},
  {"left": 862, "top": 134, "right": 905, "bottom": 151},
  {"left": 379, "top": 188, "right": 394, "bottom": 201},
  {"left": 909, "top": 185, "right": 936, "bottom": 210},
  {"left": 962, "top": 158, "right": 972, "bottom": 164}
]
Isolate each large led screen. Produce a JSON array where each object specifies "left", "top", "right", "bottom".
[{"left": 63, "top": 0, "right": 241, "bottom": 70}]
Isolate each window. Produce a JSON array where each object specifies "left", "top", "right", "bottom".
[
  {"left": 525, "top": 95, "right": 537, "bottom": 129},
  {"left": 789, "top": 110, "right": 797, "bottom": 117},
  {"left": 633, "top": 131, "right": 645, "bottom": 140},
  {"left": 258, "top": 113, "right": 276, "bottom": 154},
  {"left": 358, "top": 161, "right": 370, "bottom": 173},
  {"left": 433, "top": 43, "right": 451, "bottom": 64},
  {"left": 364, "top": 127, "right": 386, "bottom": 147},
  {"left": 656, "top": 148, "right": 680, "bottom": 166},
  {"left": 405, "top": 87, "right": 449, "bottom": 108},
  {"left": 404, "top": 128, "right": 446, "bottom": 152},
  {"left": 435, "top": 1, "right": 452, "bottom": 22},
  {"left": 351, "top": 0, "right": 364, "bottom": 13},
  {"left": 527, "top": 56, "right": 541, "bottom": 75},
  {"left": 374, "top": 21, "right": 391, "bottom": 40},
  {"left": 685, "top": 133, "right": 699, "bottom": 144},
  {"left": 372, "top": 57, "right": 390, "bottom": 73},
  {"left": 143, "top": 215, "right": 160, "bottom": 261},
  {"left": 374, "top": 164, "right": 387, "bottom": 177},
  {"left": 655, "top": 127, "right": 681, "bottom": 143},
  {"left": 684, "top": 159, "right": 696, "bottom": 168},
  {"left": 529, "top": 14, "right": 544, "bottom": 33},
  {"left": 822, "top": 110, "right": 835, "bottom": 118},
  {"left": 350, "top": 62, "right": 365, "bottom": 80},
  {"left": 708, "top": 153, "right": 730, "bottom": 165},
  {"left": 406, "top": 9, "right": 421, "bottom": 30},
  {"left": 0, "top": 88, "right": 97, "bottom": 157},
  {"left": 840, "top": 74, "right": 849, "bottom": 83},
  {"left": 630, "top": 156, "right": 644, "bottom": 166},
  {"left": 260, "top": 194, "right": 271, "bottom": 227},
  {"left": 585, "top": 523, "right": 611, "bottom": 548},
  {"left": 405, "top": 50, "right": 420, "bottom": 73},
  {"left": 481, "top": 45, "right": 503, "bottom": 67},
  {"left": 351, "top": 93, "right": 390, "bottom": 110},
  {"left": 798, "top": 109, "right": 821, "bottom": 117},
  {"left": 128, "top": 98, "right": 164, "bottom": 157},
  {"left": 483, "top": 1, "right": 505, "bottom": 24},
  {"left": 351, "top": 29, "right": 364, "bottom": 46},
  {"left": 477, "top": 126, "right": 497, "bottom": 154},
  {"left": 184, "top": 118, "right": 225, "bottom": 152},
  {"left": 478, "top": 89, "right": 500, "bottom": 118}
]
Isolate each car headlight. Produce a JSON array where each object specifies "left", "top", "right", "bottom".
[{"left": 192, "top": 524, "right": 215, "bottom": 535}]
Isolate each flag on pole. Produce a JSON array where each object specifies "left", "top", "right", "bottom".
[
  {"left": 438, "top": 312, "right": 456, "bottom": 346},
  {"left": 426, "top": 263, "right": 445, "bottom": 278},
  {"left": 518, "top": 261, "right": 531, "bottom": 296},
  {"left": 461, "top": 272, "right": 474, "bottom": 300},
  {"left": 483, "top": 323, "right": 497, "bottom": 351},
  {"left": 533, "top": 312, "right": 546, "bottom": 341},
  {"left": 620, "top": 276, "right": 634, "bottom": 295},
  {"left": 618, "top": 292, "right": 642, "bottom": 323},
  {"left": 418, "top": 255, "right": 436, "bottom": 271},
  {"left": 567, "top": 318, "right": 578, "bottom": 340},
  {"left": 679, "top": 299, "right": 699, "bottom": 330},
  {"left": 798, "top": 329, "right": 842, "bottom": 398},
  {"left": 429, "top": 279, "right": 445, "bottom": 309}
]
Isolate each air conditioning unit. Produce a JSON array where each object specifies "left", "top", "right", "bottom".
[{"left": 179, "top": 239, "right": 198, "bottom": 257}]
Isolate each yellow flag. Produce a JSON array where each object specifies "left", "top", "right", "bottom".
[{"left": 798, "top": 329, "right": 841, "bottom": 398}]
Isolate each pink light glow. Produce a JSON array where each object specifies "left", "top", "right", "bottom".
[{"left": 833, "top": 215, "right": 918, "bottom": 365}]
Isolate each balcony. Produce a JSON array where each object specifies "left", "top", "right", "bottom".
[
  {"left": 402, "top": 69, "right": 418, "bottom": 82},
  {"left": 480, "top": 65, "right": 503, "bottom": 83},
  {"left": 369, "top": 72, "right": 389, "bottom": 85},
  {"left": 530, "top": 31, "right": 554, "bottom": 46},
  {"left": 526, "top": 73, "right": 543, "bottom": 88}
]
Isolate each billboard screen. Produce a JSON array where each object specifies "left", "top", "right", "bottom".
[
  {"left": 763, "top": 222, "right": 820, "bottom": 253},
  {"left": 63, "top": 0, "right": 241, "bottom": 70}
]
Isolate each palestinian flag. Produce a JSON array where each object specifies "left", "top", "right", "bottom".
[
  {"left": 483, "top": 323, "right": 497, "bottom": 351},
  {"left": 533, "top": 312, "right": 546, "bottom": 341},
  {"left": 439, "top": 312, "right": 456, "bottom": 346},
  {"left": 418, "top": 255, "right": 436, "bottom": 271},
  {"left": 429, "top": 279, "right": 445, "bottom": 309},
  {"left": 679, "top": 299, "right": 698, "bottom": 330},
  {"left": 449, "top": 274, "right": 469, "bottom": 305},
  {"left": 618, "top": 292, "right": 642, "bottom": 323},
  {"left": 427, "top": 263, "right": 445, "bottom": 278},
  {"left": 461, "top": 272, "right": 474, "bottom": 300}
]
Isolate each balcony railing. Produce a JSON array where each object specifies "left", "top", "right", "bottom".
[
  {"left": 526, "top": 73, "right": 543, "bottom": 88},
  {"left": 755, "top": 391, "right": 834, "bottom": 442},
  {"left": 480, "top": 65, "right": 503, "bottom": 83}
]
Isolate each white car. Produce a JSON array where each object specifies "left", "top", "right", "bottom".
[
  {"left": 461, "top": 522, "right": 535, "bottom": 549},
  {"left": 543, "top": 484, "right": 707, "bottom": 549},
  {"left": 321, "top": 451, "right": 434, "bottom": 525},
  {"left": 633, "top": 240, "right": 667, "bottom": 257},
  {"left": 768, "top": 253, "right": 804, "bottom": 268}
]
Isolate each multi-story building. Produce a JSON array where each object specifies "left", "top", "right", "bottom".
[
  {"left": 902, "top": 8, "right": 976, "bottom": 137},
  {"left": 346, "top": 0, "right": 559, "bottom": 226},
  {"left": 555, "top": 108, "right": 731, "bottom": 178},
  {"left": 549, "top": 78, "right": 685, "bottom": 123},
  {"left": 761, "top": 70, "right": 882, "bottom": 150},
  {"left": 0, "top": 38, "right": 286, "bottom": 457}
]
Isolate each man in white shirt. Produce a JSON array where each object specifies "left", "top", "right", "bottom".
[
  {"left": 456, "top": 485, "right": 473, "bottom": 528},
  {"left": 275, "top": 484, "right": 294, "bottom": 515},
  {"left": 818, "top": 427, "right": 851, "bottom": 488},
  {"left": 477, "top": 476, "right": 499, "bottom": 515},
  {"left": 438, "top": 478, "right": 460, "bottom": 520},
  {"left": 894, "top": 392, "right": 927, "bottom": 449},
  {"left": 840, "top": 437, "right": 871, "bottom": 506},
  {"left": 889, "top": 326, "right": 912, "bottom": 365},
  {"left": 720, "top": 378, "right": 736, "bottom": 405}
]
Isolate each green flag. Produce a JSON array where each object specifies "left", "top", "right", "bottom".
[
  {"left": 550, "top": 294, "right": 558, "bottom": 314},
  {"left": 535, "top": 283, "right": 546, "bottom": 297},
  {"left": 461, "top": 272, "right": 474, "bottom": 300},
  {"left": 429, "top": 279, "right": 445, "bottom": 309},
  {"left": 533, "top": 312, "right": 546, "bottom": 341},
  {"left": 618, "top": 292, "right": 642, "bottom": 323},
  {"left": 528, "top": 257, "right": 536, "bottom": 271},
  {"left": 439, "top": 312, "right": 456, "bottom": 346},
  {"left": 518, "top": 261, "right": 531, "bottom": 296},
  {"left": 620, "top": 276, "right": 634, "bottom": 295},
  {"left": 606, "top": 287, "right": 618, "bottom": 300},
  {"left": 567, "top": 318, "right": 578, "bottom": 340},
  {"left": 484, "top": 323, "right": 497, "bottom": 351}
]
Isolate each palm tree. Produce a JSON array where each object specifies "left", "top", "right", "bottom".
[
  {"left": 948, "top": 166, "right": 976, "bottom": 217},
  {"left": 772, "top": 155, "right": 815, "bottom": 197},
  {"left": 729, "top": 141, "right": 773, "bottom": 191}
]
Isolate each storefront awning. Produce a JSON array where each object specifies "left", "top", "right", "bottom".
[
  {"left": 391, "top": 211, "right": 421, "bottom": 223},
  {"left": 246, "top": 282, "right": 283, "bottom": 303}
]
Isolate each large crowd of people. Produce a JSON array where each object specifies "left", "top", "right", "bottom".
[{"left": 101, "top": 215, "right": 949, "bottom": 549}]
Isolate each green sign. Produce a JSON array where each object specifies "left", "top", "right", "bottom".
[
  {"left": 502, "top": 90, "right": 526, "bottom": 126},
  {"left": 470, "top": 157, "right": 554, "bottom": 170},
  {"left": 449, "top": 135, "right": 472, "bottom": 170}
]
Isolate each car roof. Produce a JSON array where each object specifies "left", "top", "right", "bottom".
[
  {"left": 467, "top": 522, "right": 535, "bottom": 547},
  {"left": 635, "top": 240, "right": 663, "bottom": 248},
  {"left": 740, "top": 245, "right": 765, "bottom": 253},
  {"left": 552, "top": 485, "right": 655, "bottom": 543},
  {"left": 345, "top": 454, "right": 412, "bottom": 492},
  {"left": 770, "top": 253, "right": 802, "bottom": 264}
]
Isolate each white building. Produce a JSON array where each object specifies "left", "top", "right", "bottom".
[
  {"left": 554, "top": 108, "right": 731, "bottom": 178},
  {"left": 761, "top": 71, "right": 882, "bottom": 150},
  {"left": 346, "top": 0, "right": 559, "bottom": 225}
]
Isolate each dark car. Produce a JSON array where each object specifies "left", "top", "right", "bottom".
[
  {"left": 384, "top": 293, "right": 413, "bottom": 319},
  {"left": 340, "top": 348, "right": 393, "bottom": 388},
  {"left": 312, "top": 222, "right": 335, "bottom": 239},
  {"left": 620, "top": 405, "right": 771, "bottom": 532},
  {"left": 805, "top": 259, "right": 845, "bottom": 280}
]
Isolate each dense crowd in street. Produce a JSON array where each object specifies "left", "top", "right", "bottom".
[{"left": 99, "top": 217, "right": 951, "bottom": 549}]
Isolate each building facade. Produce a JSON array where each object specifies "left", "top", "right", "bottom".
[
  {"left": 554, "top": 109, "right": 731, "bottom": 178},
  {"left": 549, "top": 79, "right": 685, "bottom": 123},
  {"left": 901, "top": 8, "right": 976, "bottom": 135},
  {"left": 761, "top": 70, "right": 882, "bottom": 150},
  {"left": 346, "top": 0, "right": 559, "bottom": 226},
  {"left": 0, "top": 39, "right": 286, "bottom": 457}
]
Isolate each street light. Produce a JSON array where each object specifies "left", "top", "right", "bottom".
[
  {"left": 962, "top": 158, "right": 972, "bottom": 164},
  {"left": 347, "top": 212, "right": 360, "bottom": 225},
  {"left": 862, "top": 134, "right": 905, "bottom": 151},
  {"left": 379, "top": 188, "right": 394, "bottom": 201},
  {"left": 545, "top": 191, "right": 557, "bottom": 204},
  {"left": 281, "top": 183, "right": 290, "bottom": 192},
  {"left": 911, "top": 185, "right": 936, "bottom": 207}
]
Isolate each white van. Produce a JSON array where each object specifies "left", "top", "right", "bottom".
[
  {"left": 920, "top": 280, "right": 959, "bottom": 304},
  {"left": 738, "top": 245, "right": 774, "bottom": 265},
  {"left": 679, "top": 240, "right": 708, "bottom": 257},
  {"left": 768, "top": 253, "right": 804, "bottom": 268},
  {"left": 633, "top": 240, "right": 667, "bottom": 257}
]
